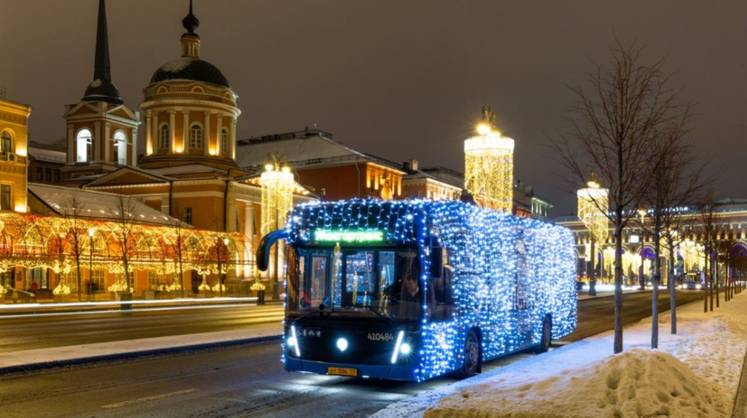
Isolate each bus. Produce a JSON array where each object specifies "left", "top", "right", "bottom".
[{"left": 257, "top": 199, "right": 577, "bottom": 382}]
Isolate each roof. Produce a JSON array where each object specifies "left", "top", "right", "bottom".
[
  {"left": 28, "top": 141, "right": 66, "bottom": 164},
  {"left": 150, "top": 58, "right": 229, "bottom": 88},
  {"left": 29, "top": 183, "right": 180, "bottom": 226},
  {"left": 236, "top": 128, "right": 403, "bottom": 173}
]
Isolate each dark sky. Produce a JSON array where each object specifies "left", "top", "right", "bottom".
[{"left": 1, "top": 0, "right": 745, "bottom": 215}]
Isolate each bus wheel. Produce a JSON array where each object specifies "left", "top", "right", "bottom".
[
  {"left": 456, "top": 329, "right": 481, "bottom": 379},
  {"left": 536, "top": 314, "right": 552, "bottom": 353}
]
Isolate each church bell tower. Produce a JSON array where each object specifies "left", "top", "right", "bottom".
[{"left": 62, "top": 0, "right": 140, "bottom": 185}]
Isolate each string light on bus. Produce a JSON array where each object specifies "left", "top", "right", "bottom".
[{"left": 284, "top": 199, "right": 577, "bottom": 382}]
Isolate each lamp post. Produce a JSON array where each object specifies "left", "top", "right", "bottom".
[
  {"left": 219, "top": 237, "right": 228, "bottom": 297},
  {"left": 88, "top": 227, "right": 94, "bottom": 300},
  {"left": 260, "top": 163, "right": 295, "bottom": 300}
]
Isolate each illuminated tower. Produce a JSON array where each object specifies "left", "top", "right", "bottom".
[
  {"left": 260, "top": 163, "right": 295, "bottom": 298},
  {"left": 577, "top": 180, "right": 609, "bottom": 293},
  {"left": 464, "top": 106, "right": 514, "bottom": 212}
]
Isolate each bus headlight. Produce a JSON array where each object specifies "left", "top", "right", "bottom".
[
  {"left": 400, "top": 342, "right": 412, "bottom": 355},
  {"left": 391, "top": 330, "right": 407, "bottom": 364},
  {"left": 336, "top": 337, "right": 349, "bottom": 352}
]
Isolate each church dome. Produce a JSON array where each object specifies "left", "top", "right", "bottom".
[{"left": 150, "top": 57, "right": 229, "bottom": 88}]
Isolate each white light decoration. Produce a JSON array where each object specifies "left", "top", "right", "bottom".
[
  {"left": 279, "top": 199, "right": 577, "bottom": 381},
  {"left": 577, "top": 181, "right": 609, "bottom": 245},
  {"left": 260, "top": 164, "right": 295, "bottom": 237},
  {"left": 464, "top": 107, "right": 514, "bottom": 213}
]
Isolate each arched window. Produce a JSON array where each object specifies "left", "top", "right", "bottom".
[
  {"left": 1, "top": 131, "right": 11, "bottom": 154},
  {"left": 159, "top": 125, "right": 170, "bottom": 152},
  {"left": 189, "top": 124, "right": 203, "bottom": 149},
  {"left": 76, "top": 129, "right": 93, "bottom": 163},
  {"left": 220, "top": 128, "right": 229, "bottom": 156},
  {"left": 114, "top": 130, "right": 127, "bottom": 165}
]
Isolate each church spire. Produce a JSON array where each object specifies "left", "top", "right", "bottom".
[
  {"left": 182, "top": 0, "right": 200, "bottom": 35},
  {"left": 82, "top": 0, "right": 123, "bottom": 105},
  {"left": 180, "top": 0, "right": 201, "bottom": 58}
]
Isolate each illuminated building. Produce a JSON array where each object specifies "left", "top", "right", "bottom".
[
  {"left": 0, "top": 98, "right": 31, "bottom": 213},
  {"left": 464, "top": 106, "right": 514, "bottom": 212}
]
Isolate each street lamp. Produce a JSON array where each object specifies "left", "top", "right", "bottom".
[
  {"left": 88, "top": 227, "right": 94, "bottom": 300},
  {"left": 220, "top": 237, "right": 229, "bottom": 297},
  {"left": 260, "top": 163, "right": 295, "bottom": 300}
]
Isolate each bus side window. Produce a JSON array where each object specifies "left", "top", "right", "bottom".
[{"left": 429, "top": 250, "right": 455, "bottom": 322}]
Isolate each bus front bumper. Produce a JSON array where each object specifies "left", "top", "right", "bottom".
[{"left": 285, "top": 357, "right": 417, "bottom": 381}]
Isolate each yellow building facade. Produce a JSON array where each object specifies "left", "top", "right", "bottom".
[{"left": 0, "top": 98, "right": 31, "bottom": 213}]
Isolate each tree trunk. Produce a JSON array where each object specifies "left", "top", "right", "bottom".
[
  {"left": 715, "top": 254, "right": 720, "bottom": 308},
  {"left": 614, "top": 223, "right": 624, "bottom": 354},
  {"left": 589, "top": 239, "right": 597, "bottom": 296},
  {"left": 704, "top": 247, "right": 709, "bottom": 313},
  {"left": 651, "top": 212, "right": 661, "bottom": 349},
  {"left": 667, "top": 237, "right": 677, "bottom": 334}
]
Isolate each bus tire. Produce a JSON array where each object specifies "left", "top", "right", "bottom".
[
  {"left": 536, "top": 314, "right": 552, "bottom": 353},
  {"left": 456, "top": 328, "right": 481, "bottom": 379}
]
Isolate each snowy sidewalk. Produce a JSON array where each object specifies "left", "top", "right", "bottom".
[
  {"left": 0, "top": 322, "right": 282, "bottom": 374},
  {"left": 374, "top": 292, "right": 747, "bottom": 418}
]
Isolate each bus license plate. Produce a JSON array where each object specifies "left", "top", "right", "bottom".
[{"left": 328, "top": 367, "right": 357, "bottom": 377}]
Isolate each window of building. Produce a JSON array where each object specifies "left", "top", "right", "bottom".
[
  {"left": 189, "top": 124, "right": 203, "bottom": 149},
  {"left": 220, "top": 128, "right": 228, "bottom": 156},
  {"left": 1, "top": 131, "right": 11, "bottom": 154},
  {"left": 35, "top": 167, "right": 43, "bottom": 181},
  {"left": 44, "top": 168, "right": 52, "bottom": 182},
  {"left": 53, "top": 169, "right": 60, "bottom": 183},
  {"left": 0, "top": 185, "right": 11, "bottom": 210},
  {"left": 88, "top": 270, "right": 104, "bottom": 293},
  {"left": 183, "top": 207, "right": 192, "bottom": 224},
  {"left": 76, "top": 129, "right": 93, "bottom": 163},
  {"left": 30, "top": 267, "right": 48, "bottom": 290},
  {"left": 159, "top": 124, "right": 170, "bottom": 152},
  {"left": 114, "top": 130, "right": 127, "bottom": 165}
]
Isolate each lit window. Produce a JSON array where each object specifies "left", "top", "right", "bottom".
[
  {"left": 159, "top": 125, "right": 170, "bottom": 152},
  {"left": 0, "top": 184, "right": 11, "bottom": 210},
  {"left": 76, "top": 129, "right": 93, "bottom": 163},
  {"left": 114, "top": 130, "right": 127, "bottom": 165},
  {"left": 220, "top": 128, "right": 229, "bottom": 156},
  {"left": 1, "top": 132, "right": 11, "bottom": 153},
  {"left": 189, "top": 124, "right": 203, "bottom": 149}
]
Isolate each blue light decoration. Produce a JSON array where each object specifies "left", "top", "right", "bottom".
[{"left": 280, "top": 199, "right": 577, "bottom": 382}]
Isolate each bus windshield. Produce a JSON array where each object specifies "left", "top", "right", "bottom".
[{"left": 288, "top": 247, "right": 421, "bottom": 321}]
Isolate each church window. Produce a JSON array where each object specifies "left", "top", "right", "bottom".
[
  {"left": 76, "top": 129, "right": 93, "bottom": 163},
  {"left": 114, "top": 130, "right": 127, "bottom": 165},
  {"left": 220, "top": 128, "right": 229, "bottom": 156},
  {"left": 159, "top": 125, "right": 170, "bottom": 152},
  {"left": 1, "top": 131, "right": 11, "bottom": 153},
  {"left": 189, "top": 124, "right": 203, "bottom": 149}
]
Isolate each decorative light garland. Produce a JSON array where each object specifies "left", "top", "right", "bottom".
[{"left": 284, "top": 198, "right": 577, "bottom": 381}]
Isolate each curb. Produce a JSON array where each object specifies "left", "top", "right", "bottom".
[
  {"left": 0, "top": 334, "right": 282, "bottom": 376},
  {"left": 733, "top": 348, "right": 747, "bottom": 418}
]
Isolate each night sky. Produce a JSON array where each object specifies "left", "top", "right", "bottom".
[{"left": 1, "top": 0, "right": 745, "bottom": 215}]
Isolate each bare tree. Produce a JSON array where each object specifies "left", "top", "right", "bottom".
[
  {"left": 638, "top": 124, "right": 705, "bottom": 346},
  {"left": 556, "top": 40, "right": 685, "bottom": 353},
  {"left": 698, "top": 193, "right": 718, "bottom": 312},
  {"left": 63, "top": 194, "right": 87, "bottom": 301},
  {"left": 115, "top": 195, "right": 136, "bottom": 298}
]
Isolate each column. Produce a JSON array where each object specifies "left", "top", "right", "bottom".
[
  {"left": 67, "top": 125, "right": 74, "bottom": 164},
  {"left": 169, "top": 111, "right": 176, "bottom": 152},
  {"left": 131, "top": 127, "right": 138, "bottom": 166},
  {"left": 230, "top": 117, "right": 237, "bottom": 160},
  {"left": 145, "top": 112, "right": 153, "bottom": 155},
  {"left": 204, "top": 112, "right": 211, "bottom": 155},
  {"left": 93, "top": 122, "right": 101, "bottom": 162},
  {"left": 215, "top": 114, "right": 223, "bottom": 156},
  {"left": 104, "top": 123, "right": 111, "bottom": 163},
  {"left": 152, "top": 112, "right": 159, "bottom": 153},
  {"left": 182, "top": 111, "right": 189, "bottom": 153},
  {"left": 244, "top": 204, "right": 255, "bottom": 277}
]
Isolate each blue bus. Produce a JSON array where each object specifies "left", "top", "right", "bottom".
[{"left": 257, "top": 199, "right": 577, "bottom": 382}]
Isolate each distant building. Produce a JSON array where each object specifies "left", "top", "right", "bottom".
[
  {"left": 28, "top": 140, "right": 65, "bottom": 184},
  {"left": 237, "top": 128, "right": 406, "bottom": 201},
  {"left": 0, "top": 98, "right": 31, "bottom": 212}
]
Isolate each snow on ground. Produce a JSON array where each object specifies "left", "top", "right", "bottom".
[{"left": 373, "top": 292, "right": 747, "bottom": 418}]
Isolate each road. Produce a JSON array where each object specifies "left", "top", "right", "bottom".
[
  {"left": 0, "top": 291, "right": 703, "bottom": 418},
  {"left": 0, "top": 303, "right": 283, "bottom": 353}
]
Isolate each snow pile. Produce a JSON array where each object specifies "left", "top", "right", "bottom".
[
  {"left": 373, "top": 292, "right": 747, "bottom": 418},
  {"left": 160, "top": 57, "right": 194, "bottom": 73},
  {"left": 427, "top": 349, "right": 729, "bottom": 418}
]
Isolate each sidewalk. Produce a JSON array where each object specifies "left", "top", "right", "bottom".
[
  {"left": 735, "top": 349, "right": 747, "bottom": 418},
  {"left": 0, "top": 322, "right": 283, "bottom": 375},
  {"left": 576, "top": 287, "right": 646, "bottom": 300}
]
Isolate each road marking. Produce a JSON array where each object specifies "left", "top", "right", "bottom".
[{"left": 101, "top": 388, "right": 197, "bottom": 409}]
